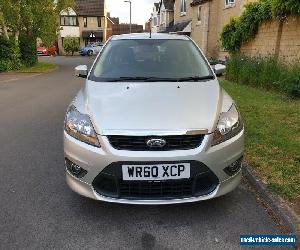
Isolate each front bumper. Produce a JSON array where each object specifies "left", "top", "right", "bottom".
[
  {"left": 64, "top": 129, "right": 244, "bottom": 204},
  {"left": 66, "top": 169, "right": 242, "bottom": 204}
]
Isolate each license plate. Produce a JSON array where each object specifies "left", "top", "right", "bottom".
[{"left": 122, "top": 163, "right": 190, "bottom": 181}]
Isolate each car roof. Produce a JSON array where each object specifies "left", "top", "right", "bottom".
[{"left": 110, "top": 33, "right": 190, "bottom": 41}]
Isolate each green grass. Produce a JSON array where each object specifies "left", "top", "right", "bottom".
[
  {"left": 221, "top": 80, "right": 300, "bottom": 202},
  {"left": 226, "top": 55, "right": 300, "bottom": 98},
  {"left": 17, "top": 62, "right": 57, "bottom": 73}
]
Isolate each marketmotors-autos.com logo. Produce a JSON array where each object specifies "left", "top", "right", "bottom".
[{"left": 240, "top": 234, "right": 297, "bottom": 247}]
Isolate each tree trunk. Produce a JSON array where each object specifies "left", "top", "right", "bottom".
[
  {"left": 14, "top": 30, "right": 19, "bottom": 41},
  {"left": 0, "top": 12, "right": 9, "bottom": 40}
]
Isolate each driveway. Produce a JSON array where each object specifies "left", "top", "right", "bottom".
[{"left": 0, "top": 56, "right": 281, "bottom": 250}]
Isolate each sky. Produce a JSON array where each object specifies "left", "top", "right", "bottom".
[{"left": 106, "top": 0, "right": 155, "bottom": 26}]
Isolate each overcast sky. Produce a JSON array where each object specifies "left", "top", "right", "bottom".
[{"left": 106, "top": 0, "right": 155, "bottom": 26}]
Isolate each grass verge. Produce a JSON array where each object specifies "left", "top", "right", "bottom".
[
  {"left": 17, "top": 62, "right": 57, "bottom": 73},
  {"left": 221, "top": 80, "right": 300, "bottom": 202},
  {"left": 226, "top": 55, "right": 300, "bottom": 98}
]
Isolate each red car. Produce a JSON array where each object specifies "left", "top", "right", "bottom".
[{"left": 37, "top": 46, "right": 57, "bottom": 56}]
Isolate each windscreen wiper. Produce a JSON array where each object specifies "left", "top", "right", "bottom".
[
  {"left": 107, "top": 77, "right": 150, "bottom": 82},
  {"left": 106, "top": 75, "right": 214, "bottom": 82},
  {"left": 175, "top": 75, "right": 215, "bottom": 82},
  {"left": 107, "top": 77, "right": 178, "bottom": 82}
]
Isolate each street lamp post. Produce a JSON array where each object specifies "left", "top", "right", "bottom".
[{"left": 124, "top": 0, "right": 132, "bottom": 33}]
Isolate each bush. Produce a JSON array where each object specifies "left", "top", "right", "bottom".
[
  {"left": 225, "top": 55, "right": 300, "bottom": 98},
  {"left": 220, "top": 0, "right": 300, "bottom": 52},
  {"left": 0, "top": 36, "right": 21, "bottom": 72},
  {"left": 19, "top": 35, "right": 38, "bottom": 67},
  {"left": 63, "top": 36, "right": 79, "bottom": 55},
  {"left": 220, "top": 18, "right": 241, "bottom": 52},
  {"left": 272, "top": 0, "right": 300, "bottom": 18}
]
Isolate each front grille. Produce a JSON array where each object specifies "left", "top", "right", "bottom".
[
  {"left": 92, "top": 161, "right": 219, "bottom": 200},
  {"left": 107, "top": 135, "right": 205, "bottom": 151}
]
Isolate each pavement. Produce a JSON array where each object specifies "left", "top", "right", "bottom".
[{"left": 0, "top": 56, "right": 284, "bottom": 250}]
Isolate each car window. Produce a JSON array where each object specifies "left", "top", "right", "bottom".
[{"left": 90, "top": 39, "right": 213, "bottom": 81}]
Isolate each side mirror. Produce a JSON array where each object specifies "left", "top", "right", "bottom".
[
  {"left": 214, "top": 64, "right": 226, "bottom": 76},
  {"left": 75, "top": 65, "right": 88, "bottom": 78}
]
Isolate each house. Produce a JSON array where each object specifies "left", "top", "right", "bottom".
[
  {"left": 158, "top": 0, "right": 175, "bottom": 32},
  {"left": 172, "top": 0, "right": 257, "bottom": 59},
  {"left": 145, "top": 19, "right": 151, "bottom": 32},
  {"left": 58, "top": 0, "right": 108, "bottom": 55},
  {"left": 151, "top": 2, "right": 161, "bottom": 33}
]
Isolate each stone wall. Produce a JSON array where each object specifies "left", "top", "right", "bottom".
[{"left": 240, "top": 16, "right": 300, "bottom": 63}]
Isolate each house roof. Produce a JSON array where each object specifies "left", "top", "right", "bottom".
[
  {"left": 154, "top": 2, "right": 160, "bottom": 12},
  {"left": 75, "top": 0, "right": 104, "bottom": 16},
  {"left": 110, "top": 17, "right": 120, "bottom": 25},
  {"left": 161, "top": 19, "right": 191, "bottom": 33},
  {"left": 82, "top": 30, "right": 103, "bottom": 38},
  {"left": 190, "top": 0, "right": 211, "bottom": 7},
  {"left": 162, "top": 0, "right": 175, "bottom": 11}
]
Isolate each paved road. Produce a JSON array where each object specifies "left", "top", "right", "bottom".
[{"left": 0, "top": 57, "right": 282, "bottom": 250}]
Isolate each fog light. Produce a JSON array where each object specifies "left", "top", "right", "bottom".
[
  {"left": 65, "top": 158, "right": 88, "bottom": 178},
  {"left": 223, "top": 157, "right": 243, "bottom": 176}
]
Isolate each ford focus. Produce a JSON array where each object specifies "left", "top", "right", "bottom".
[{"left": 64, "top": 33, "right": 244, "bottom": 204}]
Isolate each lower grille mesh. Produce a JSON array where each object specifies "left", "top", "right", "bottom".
[{"left": 119, "top": 179, "right": 193, "bottom": 199}]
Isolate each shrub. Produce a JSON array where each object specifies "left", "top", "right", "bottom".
[
  {"left": 225, "top": 55, "right": 300, "bottom": 98},
  {"left": 19, "top": 35, "right": 38, "bottom": 67},
  {"left": 0, "top": 36, "right": 21, "bottom": 72},
  {"left": 220, "top": 0, "right": 300, "bottom": 52},
  {"left": 220, "top": 18, "right": 241, "bottom": 52},
  {"left": 272, "top": 0, "right": 300, "bottom": 18},
  {"left": 63, "top": 36, "right": 79, "bottom": 56}
]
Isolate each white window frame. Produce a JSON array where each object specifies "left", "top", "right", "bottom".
[
  {"left": 180, "top": 0, "right": 187, "bottom": 16},
  {"left": 225, "top": 0, "right": 235, "bottom": 8}
]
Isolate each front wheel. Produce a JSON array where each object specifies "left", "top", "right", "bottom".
[{"left": 88, "top": 50, "right": 93, "bottom": 56}]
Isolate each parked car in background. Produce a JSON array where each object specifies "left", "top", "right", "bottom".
[
  {"left": 37, "top": 45, "right": 57, "bottom": 56},
  {"left": 64, "top": 33, "right": 244, "bottom": 205},
  {"left": 79, "top": 42, "right": 104, "bottom": 56}
]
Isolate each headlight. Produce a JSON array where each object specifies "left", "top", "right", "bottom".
[
  {"left": 64, "top": 105, "right": 100, "bottom": 147},
  {"left": 211, "top": 104, "right": 243, "bottom": 146}
]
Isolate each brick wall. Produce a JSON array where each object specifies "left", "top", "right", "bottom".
[{"left": 240, "top": 16, "right": 300, "bottom": 63}]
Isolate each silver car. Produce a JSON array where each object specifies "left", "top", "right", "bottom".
[{"left": 64, "top": 33, "right": 244, "bottom": 204}]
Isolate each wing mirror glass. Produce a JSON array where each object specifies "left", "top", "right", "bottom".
[
  {"left": 75, "top": 65, "right": 88, "bottom": 78},
  {"left": 214, "top": 64, "right": 226, "bottom": 76}
]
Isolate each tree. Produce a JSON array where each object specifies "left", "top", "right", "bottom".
[
  {"left": 0, "top": 0, "right": 74, "bottom": 65},
  {"left": 63, "top": 36, "right": 80, "bottom": 56}
]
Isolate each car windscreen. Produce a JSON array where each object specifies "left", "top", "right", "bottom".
[{"left": 89, "top": 39, "right": 214, "bottom": 82}]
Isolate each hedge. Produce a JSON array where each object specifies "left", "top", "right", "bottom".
[
  {"left": 220, "top": 0, "right": 300, "bottom": 52},
  {"left": 0, "top": 36, "right": 21, "bottom": 72},
  {"left": 19, "top": 35, "right": 38, "bottom": 67}
]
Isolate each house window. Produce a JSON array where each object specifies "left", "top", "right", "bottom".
[
  {"left": 97, "top": 17, "right": 101, "bottom": 27},
  {"left": 153, "top": 17, "right": 157, "bottom": 26},
  {"left": 60, "top": 16, "right": 78, "bottom": 26},
  {"left": 225, "top": 0, "right": 235, "bottom": 7},
  {"left": 180, "top": 0, "right": 186, "bottom": 15},
  {"left": 197, "top": 6, "right": 202, "bottom": 22},
  {"left": 83, "top": 17, "right": 87, "bottom": 27}
]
